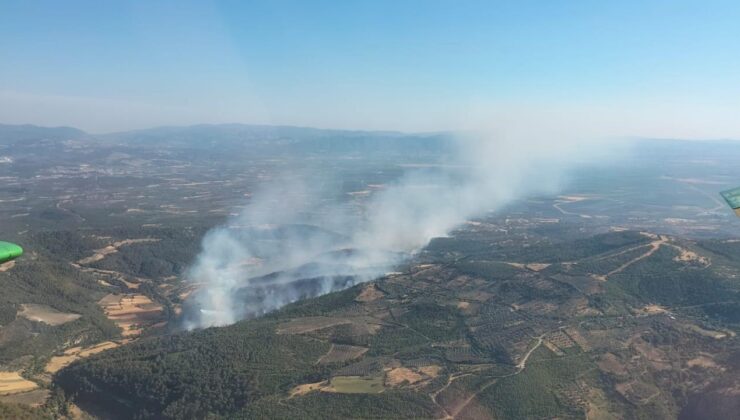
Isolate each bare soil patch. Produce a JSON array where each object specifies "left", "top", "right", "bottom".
[
  {"left": 356, "top": 284, "right": 384, "bottom": 302},
  {"left": 77, "top": 238, "right": 160, "bottom": 265},
  {"left": 526, "top": 263, "right": 550, "bottom": 271},
  {"left": 0, "top": 261, "right": 15, "bottom": 272},
  {"left": 289, "top": 381, "right": 327, "bottom": 397},
  {"left": 687, "top": 355, "right": 722, "bottom": 370},
  {"left": 418, "top": 365, "right": 442, "bottom": 378},
  {"left": 635, "top": 304, "right": 669, "bottom": 316},
  {"left": 681, "top": 323, "right": 728, "bottom": 339},
  {"left": 667, "top": 243, "right": 710, "bottom": 266},
  {"left": 505, "top": 262, "right": 550, "bottom": 271},
  {"left": 18, "top": 304, "right": 80, "bottom": 326},
  {"left": 385, "top": 367, "right": 423, "bottom": 387}
]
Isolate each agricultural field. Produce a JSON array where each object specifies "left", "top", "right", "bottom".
[
  {"left": 327, "top": 376, "right": 385, "bottom": 394},
  {"left": 0, "top": 372, "right": 38, "bottom": 395},
  {"left": 45, "top": 341, "right": 121, "bottom": 374}
]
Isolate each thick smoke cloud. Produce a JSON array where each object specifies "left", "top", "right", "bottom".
[{"left": 184, "top": 130, "right": 616, "bottom": 329}]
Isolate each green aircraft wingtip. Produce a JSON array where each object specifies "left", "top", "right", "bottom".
[
  {"left": 720, "top": 186, "right": 740, "bottom": 217},
  {"left": 0, "top": 241, "right": 23, "bottom": 264}
]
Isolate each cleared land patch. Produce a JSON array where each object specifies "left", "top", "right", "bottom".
[
  {"left": 326, "top": 375, "right": 385, "bottom": 394},
  {"left": 635, "top": 304, "right": 669, "bottom": 316},
  {"left": 506, "top": 262, "right": 551, "bottom": 271},
  {"left": 686, "top": 355, "right": 721, "bottom": 370},
  {"left": 457, "top": 301, "right": 471, "bottom": 310},
  {"left": 99, "top": 293, "right": 164, "bottom": 337},
  {"left": 289, "top": 381, "right": 326, "bottom": 397},
  {"left": 45, "top": 341, "right": 120, "bottom": 374},
  {"left": 356, "top": 284, "right": 384, "bottom": 302},
  {"left": 681, "top": 323, "right": 728, "bottom": 340},
  {"left": 0, "top": 372, "right": 38, "bottom": 395},
  {"left": 385, "top": 367, "right": 423, "bottom": 387},
  {"left": 668, "top": 243, "right": 710, "bottom": 265},
  {"left": 291, "top": 371, "right": 396, "bottom": 396},
  {"left": 418, "top": 365, "right": 442, "bottom": 378},
  {"left": 0, "top": 260, "right": 15, "bottom": 272},
  {"left": 18, "top": 304, "right": 80, "bottom": 326},
  {"left": 77, "top": 238, "right": 160, "bottom": 265}
]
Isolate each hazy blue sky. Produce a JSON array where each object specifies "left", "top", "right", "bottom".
[{"left": 1, "top": 1, "right": 739, "bottom": 138}]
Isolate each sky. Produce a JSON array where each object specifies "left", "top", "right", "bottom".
[{"left": 1, "top": 0, "right": 739, "bottom": 138}]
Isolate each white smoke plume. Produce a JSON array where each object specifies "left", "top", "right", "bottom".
[{"left": 184, "top": 128, "right": 619, "bottom": 329}]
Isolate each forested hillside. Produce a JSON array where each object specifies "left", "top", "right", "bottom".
[{"left": 57, "top": 230, "right": 740, "bottom": 419}]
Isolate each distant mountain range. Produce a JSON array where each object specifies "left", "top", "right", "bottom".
[
  {"left": 3, "top": 122, "right": 740, "bottom": 161},
  {"left": 0, "top": 124, "right": 86, "bottom": 142},
  {"left": 0, "top": 123, "right": 456, "bottom": 157}
]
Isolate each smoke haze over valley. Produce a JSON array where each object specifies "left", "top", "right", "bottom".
[{"left": 185, "top": 130, "right": 619, "bottom": 328}]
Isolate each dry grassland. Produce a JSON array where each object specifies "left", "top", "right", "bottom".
[{"left": 0, "top": 372, "right": 38, "bottom": 395}]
